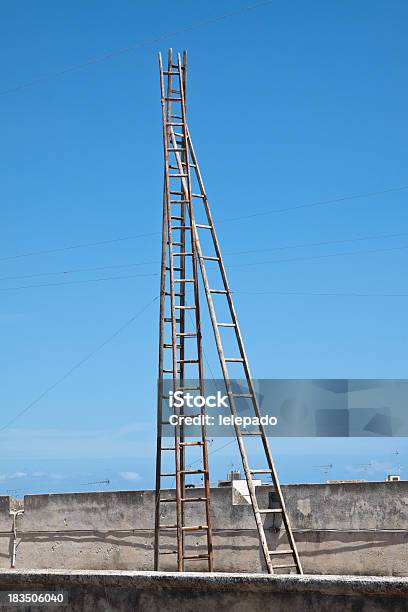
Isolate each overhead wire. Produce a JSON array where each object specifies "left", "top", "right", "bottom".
[{"left": 0, "top": 295, "right": 159, "bottom": 432}]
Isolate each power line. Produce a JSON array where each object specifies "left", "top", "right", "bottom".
[
  {"left": 1, "top": 184, "right": 406, "bottom": 263},
  {"left": 0, "top": 272, "right": 158, "bottom": 293},
  {"left": 233, "top": 289, "right": 408, "bottom": 297},
  {"left": 220, "top": 185, "right": 408, "bottom": 222},
  {"left": 0, "top": 295, "right": 158, "bottom": 432},
  {"left": 0, "top": 0, "right": 274, "bottom": 96},
  {"left": 0, "top": 229, "right": 406, "bottom": 282},
  {"left": 0, "top": 232, "right": 159, "bottom": 263},
  {"left": 229, "top": 244, "right": 408, "bottom": 268}
]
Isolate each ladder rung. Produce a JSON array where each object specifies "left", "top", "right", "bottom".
[
  {"left": 170, "top": 191, "right": 183, "bottom": 195},
  {"left": 170, "top": 242, "right": 182, "bottom": 247},
  {"left": 163, "top": 344, "right": 181, "bottom": 349},
  {"left": 176, "top": 332, "right": 197, "bottom": 337},
  {"left": 158, "top": 550, "right": 178, "bottom": 554},
  {"left": 171, "top": 216, "right": 183, "bottom": 221},
  {"left": 241, "top": 431, "right": 262, "bottom": 436},
  {"left": 268, "top": 549, "right": 294, "bottom": 555},
  {"left": 182, "top": 525, "right": 208, "bottom": 531},
  {"left": 250, "top": 469, "right": 273, "bottom": 474},
  {"left": 168, "top": 122, "right": 183, "bottom": 126},
  {"left": 175, "top": 279, "right": 195, "bottom": 283},
  {"left": 173, "top": 132, "right": 184, "bottom": 137},
  {"left": 172, "top": 252, "right": 193, "bottom": 256},
  {"left": 217, "top": 322, "right": 236, "bottom": 327},
  {"left": 180, "top": 441, "right": 204, "bottom": 446},
  {"left": 177, "top": 359, "right": 199, "bottom": 364},
  {"left": 225, "top": 358, "right": 244, "bottom": 362},
  {"left": 161, "top": 447, "right": 176, "bottom": 451},
  {"left": 170, "top": 199, "right": 189, "bottom": 203},
  {"left": 209, "top": 289, "right": 228, "bottom": 294},
  {"left": 189, "top": 164, "right": 197, "bottom": 168},
  {"left": 171, "top": 115, "right": 183, "bottom": 119},
  {"left": 164, "top": 292, "right": 182, "bottom": 296},
  {"left": 163, "top": 71, "right": 179, "bottom": 75},
  {"left": 180, "top": 469, "right": 207, "bottom": 475},
  {"left": 259, "top": 509, "right": 283, "bottom": 514},
  {"left": 160, "top": 497, "right": 177, "bottom": 501},
  {"left": 164, "top": 317, "right": 181, "bottom": 322},
  {"left": 273, "top": 564, "right": 297, "bottom": 569},
  {"left": 183, "top": 554, "right": 209, "bottom": 560},
  {"left": 179, "top": 386, "right": 200, "bottom": 391},
  {"left": 169, "top": 173, "right": 188, "bottom": 177},
  {"left": 230, "top": 393, "right": 252, "bottom": 398},
  {"left": 165, "top": 266, "right": 182, "bottom": 271},
  {"left": 160, "top": 473, "right": 177, "bottom": 477},
  {"left": 175, "top": 305, "right": 196, "bottom": 310},
  {"left": 202, "top": 256, "right": 220, "bottom": 261},
  {"left": 165, "top": 97, "right": 182, "bottom": 101},
  {"left": 192, "top": 193, "right": 205, "bottom": 198},
  {"left": 196, "top": 224, "right": 212, "bottom": 229},
  {"left": 168, "top": 149, "right": 185, "bottom": 153},
  {"left": 181, "top": 497, "right": 207, "bottom": 502}
]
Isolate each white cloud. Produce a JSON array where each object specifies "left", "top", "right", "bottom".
[{"left": 119, "top": 471, "right": 141, "bottom": 482}]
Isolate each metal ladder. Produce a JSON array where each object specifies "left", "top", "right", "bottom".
[{"left": 154, "top": 49, "right": 213, "bottom": 572}]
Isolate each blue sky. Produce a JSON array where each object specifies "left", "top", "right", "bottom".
[{"left": 0, "top": 0, "right": 407, "bottom": 496}]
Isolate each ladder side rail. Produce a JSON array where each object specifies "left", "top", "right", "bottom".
[
  {"left": 159, "top": 49, "right": 183, "bottom": 571},
  {"left": 176, "top": 52, "right": 214, "bottom": 571},
  {"left": 154, "top": 179, "right": 169, "bottom": 571},
  {"left": 187, "top": 127, "right": 302, "bottom": 574},
  {"left": 169, "top": 125, "right": 273, "bottom": 573}
]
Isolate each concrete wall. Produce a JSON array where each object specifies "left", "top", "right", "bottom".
[
  {"left": 0, "top": 570, "right": 406, "bottom": 612},
  {"left": 0, "top": 482, "right": 406, "bottom": 575}
]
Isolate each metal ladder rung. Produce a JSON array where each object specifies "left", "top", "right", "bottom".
[
  {"left": 165, "top": 266, "right": 182, "bottom": 271},
  {"left": 181, "top": 497, "right": 207, "bottom": 502},
  {"left": 161, "top": 447, "right": 176, "bottom": 451},
  {"left": 196, "top": 224, "right": 212, "bottom": 229},
  {"left": 259, "top": 509, "right": 283, "bottom": 514},
  {"left": 169, "top": 173, "right": 188, "bottom": 177},
  {"left": 172, "top": 252, "right": 193, "bottom": 256},
  {"left": 164, "top": 317, "right": 181, "bottom": 322},
  {"left": 217, "top": 322, "right": 236, "bottom": 327},
  {"left": 170, "top": 115, "right": 183, "bottom": 119},
  {"left": 175, "top": 305, "right": 196, "bottom": 310},
  {"left": 169, "top": 149, "right": 186, "bottom": 154},
  {"left": 273, "top": 564, "right": 297, "bottom": 569},
  {"left": 175, "top": 279, "right": 195, "bottom": 283},
  {"left": 165, "top": 97, "right": 182, "bottom": 101},
  {"left": 170, "top": 191, "right": 183, "bottom": 195},
  {"left": 225, "top": 358, "right": 244, "bottom": 362},
  {"left": 202, "top": 256, "right": 220, "bottom": 261},
  {"left": 170, "top": 216, "right": 183, "bottom": 221},
  {"left": 170, "top": 199, "right": 189, "bottom": 203},
  {"left": 192, "top": 193, "right": 205, "bottom": 198},
  {"left": 183, "top": 554, "right": 209, "bottom": 560},
  {"left": 163, "top": 344, "right": 181, "bottom": 349},
  {"left": 209, "top": 289, "right": 228, "bottom": 294},
  {"left": 160, "top": 497, "right": 177, "bottom": 502}
]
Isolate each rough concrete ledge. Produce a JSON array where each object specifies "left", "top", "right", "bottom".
[{"left": 0, "top": 570, "right": 407, "bottom": 611}]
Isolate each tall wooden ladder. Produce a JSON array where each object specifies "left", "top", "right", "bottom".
[{"left": 154, "top": 49, "right": 213, "bottom": 572}]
